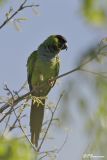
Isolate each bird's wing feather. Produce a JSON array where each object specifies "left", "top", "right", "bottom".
[
  {"left": 27, "top": 51, "right": 37, "bottom": 90},
  {"left": 52, "top": 56, "right": 60, "bottom": 87},
  {"left": 55, "top": 56, "right": 60, "bottom": 76}
]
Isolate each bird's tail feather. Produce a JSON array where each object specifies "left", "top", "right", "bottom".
[{"left": 30, "top": 99, "right": 45, "bottom": 147}]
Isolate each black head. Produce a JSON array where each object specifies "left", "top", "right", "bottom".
[
  {"left": 38, "top": 35, "right": 68, "bottom": 58},
  {"left": 55, "top": 35, "right": 68, "bottom": 50}
]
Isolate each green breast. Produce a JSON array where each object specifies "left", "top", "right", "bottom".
[{"left": 31, "top": 56, "right": 59, "bottom": 96}]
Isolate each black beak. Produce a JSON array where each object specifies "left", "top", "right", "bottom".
[{"left": 62, "top": 43, "right": 68, "bottom": 50}]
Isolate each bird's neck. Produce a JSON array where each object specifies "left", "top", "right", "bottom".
[{"left": 38, "top": 46, "right": 59, "bottom": 61}]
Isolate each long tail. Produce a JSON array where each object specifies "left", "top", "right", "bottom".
[{"left": 30, "top": 99, "right": 45, "bottom": 147}]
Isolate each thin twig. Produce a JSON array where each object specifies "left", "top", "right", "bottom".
[
  {"left": 12, "top": 106, "right": 37, "bottom": 152},
  {"left": 80, "top": 68, "right": 107, "bottom": 79},
  {"left": 2, "top": 112, "right": 12, "bottom": 136},
  {"left": 43, "top": 118, "right": 59, "bottom": 126},
  {"left": 9, "top": 108, "right": 25, "bottom": 132},
  {"left": 3, "top": 84, "right": 14, "bottom": 99},
  {"left": 38, "top": 133, "right": 68, "bottom": 159},
  {"left": 2, "top": 85, "right": 15, "bottom": 135},
  {"left": 38, "top": 154, "right": 47, "bottom": 160},
  {"left": 40, "top": 149, "right": 57, "bottom": 155},
  {"left": 57, "top": 67, "right": 80, "bottom": 79},
  {"left": 57, "top": 133, "right": 69, "bottom": 153},
  {"left": 0, "top": 0, "right": 39, "bottom": 29},
  {"left": 18, "top": 81, "right": 27, "bottom": 93},
  {"left": 0, "top": 104, "right": 23, "bottom": 123},
  {"left": 0, "top": 91, "right": 30, "bottom": 114},
  {"left": 37, "top": 94, "right": 63, "bottom": 151},
  {"left": 22, "top": 4, "right": 39, "bottom": 9},
  {"left": 0, "top": 107, "right": 13, "bottom": 123}
]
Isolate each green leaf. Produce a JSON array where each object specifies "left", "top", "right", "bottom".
[
  {"left": 81, "top": 0, "right": 107, "bottom": 26},
  {"left": 0, "top": 137, "right": 36, "bottom": 160}
]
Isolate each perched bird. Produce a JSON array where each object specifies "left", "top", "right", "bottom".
[{"left": 27, "top": 35, "right": 67, "bottom": 147}]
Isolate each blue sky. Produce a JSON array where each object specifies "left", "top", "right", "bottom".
[{"left": 0, "top": 0, "right": 106, "bottom": 159}]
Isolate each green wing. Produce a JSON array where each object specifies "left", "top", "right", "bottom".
[
  {"left": 27, "top": 51, "right": 38, "bottom": 90},
  {"left": 53, "top": 56, "right": 60, "bottom": 86},
  {"left": 56, "top": 56, "right": 60, "bottom": 76}
]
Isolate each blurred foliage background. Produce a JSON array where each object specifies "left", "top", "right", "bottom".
[
  {"left": 0, "top": 0, "right": 9, "bottom": 6},
  {"left": 60, "top": 43, "right": 107, "bottom": 159},
  {"left": 0, "top": 137, "right": 36, "bottom": 160},
  {"left": 81, "top": 0, "right": 107, "bottom": 26},
  {"left": 0, "top": 0, "right": 107, "bottom": 160},
  {"left": 59, "top": 0, "right": 107, "bottom": 159}
]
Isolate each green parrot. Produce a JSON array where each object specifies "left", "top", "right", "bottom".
[{"left": 27, "top": 35, "right": 67, "bottom": 147}]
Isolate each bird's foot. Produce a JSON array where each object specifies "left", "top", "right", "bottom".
[{"left": 31, "top": 96, "right": 47, "bottom": 106}]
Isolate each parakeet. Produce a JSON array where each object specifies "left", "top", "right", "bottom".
[{"left": 27, "top": 35, "right": 67, "bottom": 147}]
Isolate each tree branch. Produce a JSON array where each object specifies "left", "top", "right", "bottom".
[
  {"left": 0, "top": 54, "right": 97, "bottom": 120},
  {"left": 0, "top": 67, "right": 78, "bottom": 115},
  {"left": 0, "top": 0, "right": 39, "bottom": 29}
]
